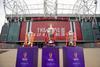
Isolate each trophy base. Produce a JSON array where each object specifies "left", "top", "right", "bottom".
[
  {"left": 47, "top": 40, "right": 55, "bottom": 47},
  {"left": 48, "top": 40, "right": 54, "bottom": 44}
]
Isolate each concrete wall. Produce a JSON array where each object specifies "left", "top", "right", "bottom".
[{"left": 0, "top": 48, "right": 100, "bottom": 67}]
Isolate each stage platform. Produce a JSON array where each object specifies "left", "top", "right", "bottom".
[{"left": 0, "top": 48, "right": 100, "bottom": 67}]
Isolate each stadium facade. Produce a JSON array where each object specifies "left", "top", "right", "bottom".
[{"left": 0, "top": 14, "right": 100, "bottom": 48}]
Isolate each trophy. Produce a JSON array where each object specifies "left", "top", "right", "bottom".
[
  {"left": 28, "top": 32, "right": 35, "bottom": 47},
  {"left": 23, "top": 32, "right": 35, "bottom": 47},
  {"left": 47, "top": 24, "right": 55, "bottom": 46},
  {"left": 68, "top": 31, "right": 74, "bottom": 46}
]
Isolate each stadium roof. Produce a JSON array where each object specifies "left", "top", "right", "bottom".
[{"left": 6, "top": 14, "right": 100, "bottom": 17}]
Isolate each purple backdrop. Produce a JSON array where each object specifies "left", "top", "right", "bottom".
[
  {"left": 42, "top": 47, "right": 59, "bottom": 67},
  {"left": 63, "top": 47, "right": 85, "bottom": 67},
  {"left": 16, "top": 47, "right": 38, "bottom": 67}
]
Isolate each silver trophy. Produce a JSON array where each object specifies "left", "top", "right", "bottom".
[{"left": 47, "top": 24, "right": 55, "bottom": 44}]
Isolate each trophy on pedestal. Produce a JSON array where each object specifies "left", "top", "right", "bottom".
[
  {"left": 46, "top": 24, "right": 55, "bottom": 46},
  {"left": 28, "top": 32, "right": 35, "bottom": 47},
  {"left": 68, "top": 31, "right": 77, "bottom": 46},
  {"left": 23, "top": 32, "right": 35, "bottom": 47},
  {"left": 68, "top": 31, "right": 74, "bottom": 46}
]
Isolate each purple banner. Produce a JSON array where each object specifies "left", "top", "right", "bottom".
[
  {"left": 63, "top": 47, "right": 85, "bottom": 67},
  {"left": 16, "top": 47, "right": 38, "bottom": 67},
  {"left": 42, "top": 47, "right": 59, "bottom": 67}
]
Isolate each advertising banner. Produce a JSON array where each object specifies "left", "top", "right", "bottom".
[
  {"left": 42, "top": 47, "right": 59, "bottom": 67},
  {"left": 16, "top": 47, "right": 38, "bottom": 67},
  {"left": 63, "top": 47, "right": 85, "bottom": 67},
  {"left": 31, "top": 21, "right": 70, "bottom": 40}
]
